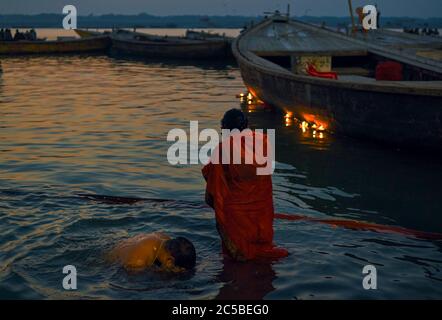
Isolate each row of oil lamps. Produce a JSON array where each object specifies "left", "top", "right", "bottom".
[{"left": 237, "top": 92, "right": 326, "bottom": 139}]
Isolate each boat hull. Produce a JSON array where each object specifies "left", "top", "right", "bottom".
[
  {"left": 0, "top": 36, "right": 111, "bottom": 55},
  {"left": 111, "top": 37, "right": 231, "bottom": 60},
  {"left": 237, "top": 57, "right": 442, "bottom": 151},
  {"left": 233, "top": 16, "right": 442, "bottom": 151}
]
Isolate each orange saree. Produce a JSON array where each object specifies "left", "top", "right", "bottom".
[{"left": 202, "top": 130, "right": 288, "bottom": 261}]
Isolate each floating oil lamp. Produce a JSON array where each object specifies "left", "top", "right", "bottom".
[{"left": 284, "top": 112, "right": 294, "bottom": 127}]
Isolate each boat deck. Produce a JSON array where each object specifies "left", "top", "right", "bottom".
[
  {"left": 241, "top": 20, "right": 367, "bottom": 57},
  {"left": 239, "top": 18, "right": 442, "bottom": 78}
]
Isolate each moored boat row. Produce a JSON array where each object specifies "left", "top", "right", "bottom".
[
  {"left": 108, "top": 29, "right": 232, "bottom": 59},
  {"left": 0, "top": 35, "right": 111, "bottom": 55},
  {"left": 0, "top": 28, "right": 232, "bottom": 59}
]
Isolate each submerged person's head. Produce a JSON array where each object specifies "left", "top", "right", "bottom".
[
  {"left": 221, "top": 108, "right": 248, "bottom": 131},
  {"left": 162, "top": 237, "right": 196, "bottom": 272}
]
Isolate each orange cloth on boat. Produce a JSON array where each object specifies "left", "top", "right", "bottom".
[
  {"left": 306, "top": 64, "right": 338, "bottom": 80},
  {"left": 202, "top": 130, "right": 288, "bottom": 261}
]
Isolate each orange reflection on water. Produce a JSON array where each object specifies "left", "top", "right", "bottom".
[
  {"left": 0, "top": 56, "right": 244, "bottom": 190},
  {"left": 284, "top": 112, "right": 293, "bottom": 127},
  {"left": 301, "top": 113, "right": 328, "bottom": 131}
]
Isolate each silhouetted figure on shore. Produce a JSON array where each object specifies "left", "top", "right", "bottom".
[
  {"left": 4, "top": 29, "right": 13, "bottom": 41},
  {"left": 14, "top": 29, "right": 26, "bottom": 41},
  {"left": 30, "top": 28, "right": 37, "bottom": 40},
  {"left": 24, "top": 30, "right": 31, "bottom": 40}
]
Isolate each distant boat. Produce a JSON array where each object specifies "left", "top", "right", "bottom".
[
  {"left": 233, "top": 13, "right": 442, "bottom": 151},
  {"left": 185, "top": 29, "right": 233, "bottom": 42},
  {"left": 110, "top": 29, "right": 232, "bottom": 60},
  {"left": 0, "top": 36, "right": 111, "bottom": 55}
]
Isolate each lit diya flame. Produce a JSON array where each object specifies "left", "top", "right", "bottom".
[
  {"left": 284, "top": 112, "right": 294, "bottom": 127},
  {"left": 301, "top": 113, "right": 328, "bottom": 131},
  {"left": 300, "top": 121, "right": 309, "bottom": 133}
]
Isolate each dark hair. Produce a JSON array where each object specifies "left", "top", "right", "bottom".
[
  {"left": 221, "top": 108, "right": 248, "bottom": 131},
  {"left": 165, "top": 237, "right": 196, "bottom": 270}
]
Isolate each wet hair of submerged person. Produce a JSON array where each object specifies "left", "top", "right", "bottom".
[
  {"left": 164, "top": 237, "right": 196, "bottom": 270},
  {"left": 221, "top": 108, "right": 248, "bottom": 131}
]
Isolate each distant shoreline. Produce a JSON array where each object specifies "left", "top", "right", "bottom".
[{"left": 1, "top": 14, "right": 441, "bottom": 29}]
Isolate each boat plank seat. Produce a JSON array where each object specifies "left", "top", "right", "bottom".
[
  {"left": 253, "top": 49, "right": 368, "bottom": 57},
  {"left": 333, "top": 67, "right": 372, "bottom": 76},
  {"left": 339, "top": 75, "right": 376, "bottom": 82}
]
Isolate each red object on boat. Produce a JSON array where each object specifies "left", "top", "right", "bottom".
[
  {"left": 202, "top": 130, "right": 289, "bottom": 261},
  {"left": 306, "top": 64, "right": 338, "bottom": 80},
  {"left": 375, "top": 61, "right": 403, "bottom": 81}
]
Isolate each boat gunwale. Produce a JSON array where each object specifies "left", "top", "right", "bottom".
[
  {"left": 0, "top": 35, "right": 110, "bottom": 45},
  {"left": 232, "top": 18, "right": 442, "bottom": 97}
]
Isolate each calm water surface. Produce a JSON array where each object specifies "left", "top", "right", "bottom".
[{"left": 1, "top": 30, "right": 442, "bottom": 300}]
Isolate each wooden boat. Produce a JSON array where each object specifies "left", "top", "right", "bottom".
[
  {"left": 110, "top": 29, "right": 232, "bottom": 59},
  {"left": 0, "top": 36, "right": 111, "bottom": 55},
  {"left": 233, "top": 13, "right": 442, "bottom": 151}
]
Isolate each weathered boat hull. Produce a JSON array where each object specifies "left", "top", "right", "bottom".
[
  {"left": 237, "top": 59, "right": 442, "bottom": 150},
  {"left": 0, "top": 36, "right": 111, "bottom": 55},
  {"left": 233, "top": 17, "right": 442, "bottom": 151},
  {"left": 111, "top": 37, "right": 231, "bottom": 60}
]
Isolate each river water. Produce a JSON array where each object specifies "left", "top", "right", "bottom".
[{"left": 1, "top": 29, "right": 442, "bottom": 300}]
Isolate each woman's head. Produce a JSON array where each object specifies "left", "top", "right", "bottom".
[
  {"left": 164, "top": 237, "right": 196, "bottom": 271},
  {"left": 221, "top": 108, "right": 248, "bottom": 131}
]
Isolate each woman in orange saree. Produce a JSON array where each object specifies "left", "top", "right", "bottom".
[{"left": 202, "top": 109, "right": 288, "bottom": 261}]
